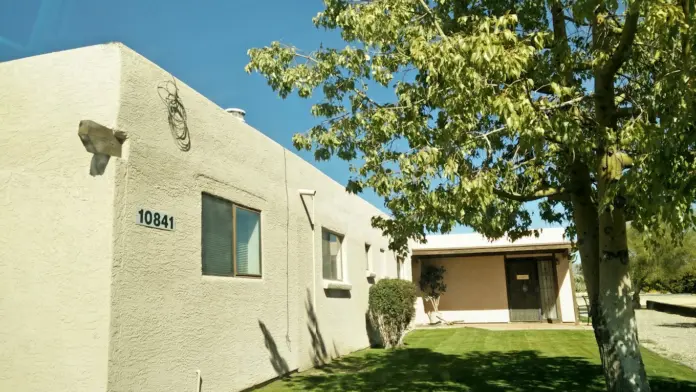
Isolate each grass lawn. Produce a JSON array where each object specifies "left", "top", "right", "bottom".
[{"left": 259, "top": 328, "right": 696, "bottom": 391}]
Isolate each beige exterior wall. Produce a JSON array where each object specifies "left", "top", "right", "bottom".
[
  {"left": 0, "top": 46, "right": 122, "bottom": 392},
  {"left": 413, "top": 256, "right": 510, "bottom": 324},
  {"left": 1, "top": 44, "right": 408, "bottom": 392},
  {"left": 109, "top": 44, "right": 406, "bottom": 391},
  {"left": 413, "top": 252, "right": 576, "bottom": 324}
]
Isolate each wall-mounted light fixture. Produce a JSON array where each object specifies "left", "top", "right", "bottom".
[
  {"left": 78, "top": 120, "right": 126, "bottom": 157},
  {"left": 77, "top": 120, "right": 126, "bottom": 176}
]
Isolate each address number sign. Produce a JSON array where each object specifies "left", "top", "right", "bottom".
[{"left": 137, "top": 208, "right": 175, "bottom": 231}]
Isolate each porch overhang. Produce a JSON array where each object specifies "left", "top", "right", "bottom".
[{"left": 412, "top": 243, "right": 571, "bottom": 259}]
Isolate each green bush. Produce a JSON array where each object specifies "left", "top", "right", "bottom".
[
  {"left": 666, "top": 266, "right": 696, "bottom": 293},
  {"left": 368, "top": 279, "right": 417, "bottom": 348},
  {"left": 644, "top": 264, "right": 696, "bottom": 294}
]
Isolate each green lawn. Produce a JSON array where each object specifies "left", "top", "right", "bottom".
[{"left": 259, "top": 328, "right": 696, "bottom": 391}]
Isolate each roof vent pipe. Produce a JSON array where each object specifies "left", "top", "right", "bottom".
[{"left": 225, "top": 108, "right": 246, "bottom": 122}]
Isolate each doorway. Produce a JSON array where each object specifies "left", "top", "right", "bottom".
[{"left": 505, "top": 258, "right": 542, "bottom": 322}]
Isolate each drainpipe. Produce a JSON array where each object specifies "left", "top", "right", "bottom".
[{"left": 299, "top": 189, "right": 317, "bottom": 308}]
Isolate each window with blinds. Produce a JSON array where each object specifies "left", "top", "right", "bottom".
[
  {"left": 202, "top": 193, "right": 262, "bottom": 277},
  {"left": 322, "top": 229, "right": 343, "bottom": 281}
]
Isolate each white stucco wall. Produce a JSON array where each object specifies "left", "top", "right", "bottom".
[
  {"left": 556, "top": 255, "right": 577, "bottom": 322},
  {"left": 0, "top": 43, "right": 411, "bottom": 392},
  {"left": 106, "top": 44, "right": 406, "bottom": 391},
  {"left": 0, "top": 46, "right": 121, "bottom": 392}
]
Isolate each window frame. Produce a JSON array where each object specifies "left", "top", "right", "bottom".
[
  {"left": 379, "top": 248, "right": 386, "bottom": 276},
  {"left": 201, "top": 192, "right": 263, "bottom": 278},
  {"left": 232, "top": 203, "right": 263, "bottom": 278},
  {"left": 321, "top": 228, "right": 345, "bottom": 282}
]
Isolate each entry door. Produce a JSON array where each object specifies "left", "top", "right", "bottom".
[{"left": 505, "top": 259, "right": 542, "bottom": 322}]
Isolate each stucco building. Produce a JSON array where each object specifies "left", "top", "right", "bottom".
[
  {"left": 0, "top": 43, "right": 576, "bottom": 392},
  {"left": 0, "top": 43, "right": 408, "bottom": 392}
]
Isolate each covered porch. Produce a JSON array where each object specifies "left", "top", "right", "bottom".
[{"left": 411, "top": 229, "right": 578, "bottom": 325}]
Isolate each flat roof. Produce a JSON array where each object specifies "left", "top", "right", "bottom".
[{"left": 412, "top": 228, "right": 571, "bottom": 257}]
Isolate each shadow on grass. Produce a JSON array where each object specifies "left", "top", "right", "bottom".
[{"left": 273, "top": 349, "right": 696, "bottom": 392}]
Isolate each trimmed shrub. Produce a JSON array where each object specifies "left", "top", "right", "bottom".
[{"left": 368, "top": 278, "right": 417, "bottom": 348}]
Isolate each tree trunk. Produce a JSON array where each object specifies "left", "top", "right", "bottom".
[
  {"left": 426, "top": 296, "right": 440, "bottom": 324},
  {"left": 570, "top": 163, "right": 600, "bottom": 302},
  {"left": 571, "top": 161, "right": 651, "bottom": 391},
  {"left": 632, "top": 290, "right": 642, "bottom": 309},
  {"left": 632, "top": 280, "right": 644, "bottom": 309},
  {"left": 594, "top": 155, "right": 650, "bottom": 392}
]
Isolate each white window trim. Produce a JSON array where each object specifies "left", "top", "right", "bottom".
[
  {"left": 201, "top": 192, "right": 263, "bottom": 278},
  {"left": 321, "top": 228, "right": 350, "bottom": 289},
  {"left": 365, "top": 243, "right": 376, "bottom": 278},
  {"left": 323, "top": 280, "right": 353, "bottom": 290}
]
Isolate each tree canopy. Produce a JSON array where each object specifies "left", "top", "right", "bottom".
[
  {"left": 248, "top": 0, "right": 696, "bottom": 253},
  {"left": 247, "top": 1, "right": 695, "bottom": 390},
  {"left": 627, "top": 223, "right": 696, "bottom": 302}
]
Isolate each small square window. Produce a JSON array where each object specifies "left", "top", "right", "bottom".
[
  {"left": 322, "top": 229, "right": 343, "bottom": 281},
  {"left": 379, "top": 248, "right": 385, "bottom": 276},
  {"left": 202, "top": 193, "right": 261, "bottom": 277}
]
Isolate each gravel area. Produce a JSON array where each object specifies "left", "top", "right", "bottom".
[{"left": 636, "top": 309, "right": 696, "bottom": 370}]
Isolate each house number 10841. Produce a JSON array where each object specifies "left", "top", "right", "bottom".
[{"left": 137, "top": 208, "right": 175, "bottom": 231}]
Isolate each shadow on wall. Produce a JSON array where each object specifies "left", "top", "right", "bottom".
[
  {"left": 324, "top": 288, "right": 351, "bottom": 298},
  {"left": 90, "top": 153, "right": 111, "bottom": 176},
  {"left": 269, "top": 348, "right": 696, "bottom": 392},
  {"left": 306, "top": 288, "right": 328, "bottom": 366},
  {"left": 365, "top": 311, "right": 382, "bottom": 348},
  {"left": 258, "top": 321, "right": 290, "bottom": 376}
]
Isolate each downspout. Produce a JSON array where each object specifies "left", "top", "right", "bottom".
[{"left": 298, "top": 189, "right": 317, "bottom": 309}]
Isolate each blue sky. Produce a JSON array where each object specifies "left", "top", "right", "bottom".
[{"left": 0, "top": 0, "right": 561, "bottom": 233}]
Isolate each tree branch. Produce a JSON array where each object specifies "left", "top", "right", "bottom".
[
  {"left": 493, "top": 187, "right": 570, "bottom": 202},
  {"left": 550, "top": 0, "right": 575, "bottom": 87},
  {"left": 682, "top": 0, "right": 693, "bottom": 66},
  {"left": 418, "top": 0, "right": 448, "bottom": 40},
  {"left": 616, "top": 106, "right": 642, "bottom": 118},
  {"left": 543, "top": 94, "right": 592, "bottom": 111},
  {"left": 603, "top": 0, "right": 643, "bottom": 77},
  {"left": 544, "top": 131, "right": 565, "bottom": 146}
]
